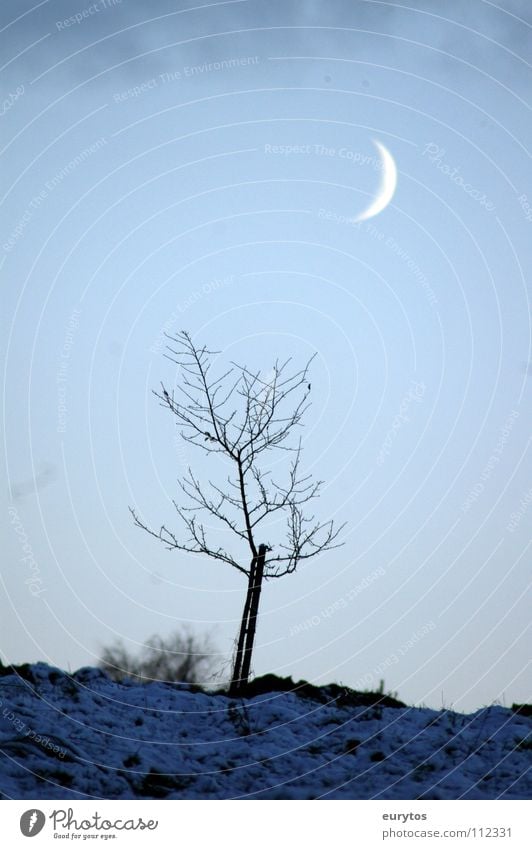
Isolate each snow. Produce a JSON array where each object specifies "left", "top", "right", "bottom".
[{"left": 0, "top": 663, "right": 530, "bottom": 799}]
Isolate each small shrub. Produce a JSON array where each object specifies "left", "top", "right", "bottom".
[
  {"left": 227, "top": 701, "right": 252, "bottom": 736},
  {"left": 99, "top": 626, "right": 218, "bottom": 686}
]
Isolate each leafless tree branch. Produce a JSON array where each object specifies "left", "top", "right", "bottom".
[{"left": 131, "top": 331, "right": 343, "bottom": 580}]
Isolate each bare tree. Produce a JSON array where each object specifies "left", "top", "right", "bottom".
[
  {"left": 130, "top": 331, "right": 345, "bottom": 694},
  {"left": 99, "top": 627, "right": 217, "bottom": 686}
]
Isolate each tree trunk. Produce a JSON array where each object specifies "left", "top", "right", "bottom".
[
  {"left": 239, "top": 544, "right": 267, "bottom": 689},
  {"left": 229, "top": 544, "right": 267, "bottom": 696},
  {"left": 229, "top": 555, "right": 256, "bottom": 696}
]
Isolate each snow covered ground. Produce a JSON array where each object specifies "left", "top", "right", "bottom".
[{"left": 0, "top": 663, "right": 530, "bottom": 800}]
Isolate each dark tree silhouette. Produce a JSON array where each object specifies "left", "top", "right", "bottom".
[{"left": 130, "top": 331, "right": 345, "bottom": 694}]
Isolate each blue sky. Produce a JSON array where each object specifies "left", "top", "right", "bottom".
[{"left": 2, "top": 0, "right": 531, "bottom": 711}]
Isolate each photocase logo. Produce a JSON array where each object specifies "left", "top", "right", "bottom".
[{"left": 20, "top": 809, "right": 46, "bottom": 837}]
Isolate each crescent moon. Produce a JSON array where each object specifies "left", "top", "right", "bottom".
[{"left": 354, "top": 140, "right": 397, "bottom": 222}]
